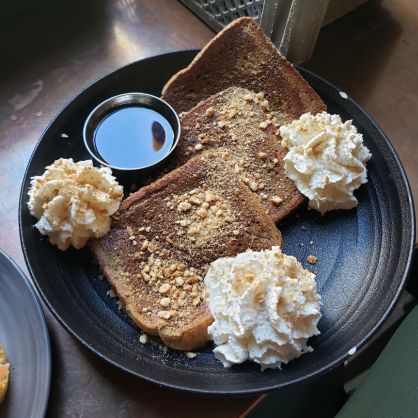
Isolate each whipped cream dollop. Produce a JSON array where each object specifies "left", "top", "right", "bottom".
[
  {"left": 27, "top": 158, "right": 123, "bottom": 251},
  {"left": 280, "top": 112, "right": 372, "bottom": 215},
  {"left": 204, "top": 247, "right": 321, "bottom": 370}
]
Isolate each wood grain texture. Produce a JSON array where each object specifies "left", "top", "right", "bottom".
[{"left": 0, "top": 0, "right": 416, "bottom": 416}]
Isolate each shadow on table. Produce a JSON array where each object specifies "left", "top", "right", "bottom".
[
  {"left": 0, "top": 0, "right": 109, "bottom": 81},
  {"left": 306, "top": 0, "right": 402, "bottom": 103}
]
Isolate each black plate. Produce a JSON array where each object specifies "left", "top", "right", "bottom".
[
  {"left": 0, "top": 250, "right": 51, "bottom": 417},
  {"left": 19, "top": 50, "right": 415, "bottom": 395}
]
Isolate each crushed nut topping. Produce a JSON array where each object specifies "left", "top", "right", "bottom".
[
  {"left": 307, "top": 255, "right": 317, "bottom": 264},
  {"left": 178, "top": 201, "right": 192, "bottom": 212},
  {"left": 186, "top": 352, "right": 197, "bottom": 359},
  {"left": 243, "top": 94, "right": 253, "bottom": 102},
  {"left": 196, "top": 207, "right": 207, "bottom": 218},
  {"left": 189, "top": 196, "right": 202, "bottom": 205},
  {"left": 205, "top": 107, "right": 215, "bottom": 117},
  {"left": 271, "top": 196, "right": 283, "bottom": 206},
  {"left": 160, "top": 297, "right": 171, "bottom": 307},
  {"left": 249, "top": 181, "right": 258, "bottom": 191},
  {"left": 158, "top": 310, "right": 172, "bottom": 320},
  {"left": 259, "top": 100, "right": 269, "bottom": 111},
  {"left": 175, "top": 277, "right": 185, "bottom": 286},
  {"left": 159, "top": 283, "right": 171, "bottom": 294}
]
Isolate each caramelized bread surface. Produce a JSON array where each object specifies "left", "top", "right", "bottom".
[
  {"left": 162, "top": 17, "right": 326, "bottom": 122},
  {"left": 163, "top": 86, "right": 305, "bottom": 222},
  {"left": 92, "top": 151, "right": 282, "bottom": 350}
]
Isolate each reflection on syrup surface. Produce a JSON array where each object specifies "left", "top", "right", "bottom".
[
  {"left": 94, "top": 106, "right": 174, "bottom": 169},
  {"left": 152, "top": 121, "right": 166, "bottom": 151}
]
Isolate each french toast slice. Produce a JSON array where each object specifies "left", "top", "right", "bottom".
[
  {"left": 164, "top": 86, "right": 305, "bottom": 222},
  {"left": 92, "top": 151, "right": 282, "bottom": 351},
  {"left": 0, "top": 345, "right": 9, "bottom": 404},
  {"left": 162, "top": 17, "right": 325, "bottom": 122}
]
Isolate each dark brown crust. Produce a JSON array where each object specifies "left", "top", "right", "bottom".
[
  {"left": 93, "top": 151, "right": 282, "bottom": 351},
  {"left": 162, "top": 86, "right": 305, "bottom": 222},
  {"left": 162, "top": 17, "right": 326, "bottom": 121}
]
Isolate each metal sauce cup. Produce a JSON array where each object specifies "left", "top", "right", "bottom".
[{"left": 83, "top": 92, "right": 180, "bottom": 183}]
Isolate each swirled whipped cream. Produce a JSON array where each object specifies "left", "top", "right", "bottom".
[
  {"left": 280, "top": 112, "right": 372, "bottom": 215},
  {"left": 204, "top": 247, "right": 321, "bottom": 370},
  {"left": 27, "top": 158, "right": 123, "bottom": 251}
]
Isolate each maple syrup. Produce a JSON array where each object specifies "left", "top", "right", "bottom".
[{"left": 94, "top": 106, "right": 174, "bottom": 169}]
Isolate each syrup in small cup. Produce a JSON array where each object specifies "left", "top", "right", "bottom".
[{"left": 83, "top": 93, "right": 181, "bottom": 183}]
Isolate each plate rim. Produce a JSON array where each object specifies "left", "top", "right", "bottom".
[
  {"left": 0, "top": 249, "right": 51, "bottom": 415},
  {"left": 18, "top": 49, "right": 416, "bottom": 395}
]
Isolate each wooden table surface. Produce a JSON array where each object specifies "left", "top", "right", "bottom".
[{"left": 0, "top": 0, "right": 416, "bottom": 416}]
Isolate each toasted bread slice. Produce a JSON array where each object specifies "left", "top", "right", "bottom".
[
  {"left": 162, "top": 17, "right": 325, "bottom": 121},
  {"left": 163, "top": 86, "right": 305, "bottom": 222},
  {"left": 92, "top": 151, "right": 282, "bottom": 350},
  {"left": 0, "top": 345, "right": 9, "bottom": 404}
]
